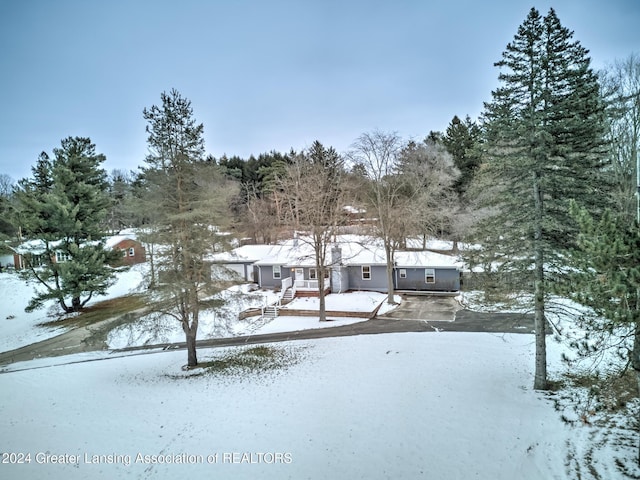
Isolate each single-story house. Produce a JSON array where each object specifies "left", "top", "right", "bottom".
[
  {"left": 211, "top": 234, "right": 462, "bottom": 296},
  {"left": 104, "top": 235, "right": 147, "bottom": 266},
  {"left": 12, "top": 234, "right": 146, "bottom": 270},
  {"left": 206, "top": 244, "right": 275, "bottom": 282}
]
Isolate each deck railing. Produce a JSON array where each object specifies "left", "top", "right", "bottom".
[{"left": 294, "top": 279, "right": 319, "bottom": 289}]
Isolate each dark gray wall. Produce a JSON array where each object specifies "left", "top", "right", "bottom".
[
  {"left": 257, "top": 265, "right": 291, "bottom": 288},
  {"left": 395, "top": 267, "right": 460, "bottom": 291},
  {"left": 346, "top": 265, "right": 388, "bottom": 292}
]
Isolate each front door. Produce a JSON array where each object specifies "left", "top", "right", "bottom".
[{"left": 294, "top": 268, "right": 304, "bottom": 287}]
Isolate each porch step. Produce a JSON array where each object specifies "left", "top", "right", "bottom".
[
  {"left": 263, "top": 305, "right": 279, "bottom": 319},
  {"left": 282, "top": 287, "right": 294, "bottom": 301}
]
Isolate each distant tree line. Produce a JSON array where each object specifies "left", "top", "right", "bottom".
[{"left": 0, "top": 7, "right": 638, "bottom": 415}]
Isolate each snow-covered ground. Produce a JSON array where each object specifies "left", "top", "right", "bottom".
[
  {"left": 0, "top": 268, "right": 396, "bottom": 352},
  {"left": 0, "top": 266, "right": 146, "bottom": 353},
  {"left": 0, "top": 332, "right": 593, "bottom": 480},
  {"left": 2, "top": 269, "right": 640, "bottom": 478}
]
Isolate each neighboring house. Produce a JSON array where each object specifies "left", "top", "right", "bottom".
[
  {"left": 12, "top": 234, "right": 146, "bottom": 270},
  {"left": 207, "top": 244, "right": 274, "bottom": 282},
  {"left": 104, "top": 235, "right": 146, "bottom": 266},
  {"left": 211, "top": 235, "right": 462, "bottom": 296},
  {"left": 0, "top": 253, "right": 14, "bottom": 269}
]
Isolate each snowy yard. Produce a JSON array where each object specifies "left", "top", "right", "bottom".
[
  {"left": 0, "top": 268, "right": 396, "bottom": 352},
  {"left": 0, "top": 332, "right": 600, "bottom": 480},
  {"left": 1, "top": 269, "right": 640, "bottom": 478}
]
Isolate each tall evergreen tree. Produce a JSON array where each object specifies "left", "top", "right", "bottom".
[
  {"left": 141, "top": 89, "right": 235, "bottom": 367},
  {"left": 443, "top": 115, "right": 482, "bottom": 197},
  {"left": 14, "top": 137, "right": 117, "bottom": 313},
  {"left": 469, "top": 8, "right": 610, "bottom": 390}
]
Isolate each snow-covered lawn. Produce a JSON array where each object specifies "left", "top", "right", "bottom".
[
  {"left": 0, "top": 269, "right": 397, "bottom": 352},
  {"left": 2, "top": 270, "right": 639, "bottom": 477},
  {"left": 0, "top": 331, "right": 608, "bottom": 480},
  {"left": 0, "top": 266, "right": 146, "bottom": 353},
  {"left": 280, "top": 290, "right": 389, "bottom": 313}
]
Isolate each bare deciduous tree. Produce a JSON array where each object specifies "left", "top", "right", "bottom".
[
  {"left": 600, "top": 53, "right": 640, "bottom": 223},
  {"left": 276, "top": 141, "right": 347, "bottom": 321},
  {"left": 349, "top": 130, "right": 411, "bottom": 304},
  {"left": 398, "top": 139, "right": 461, "bottom": 247}
]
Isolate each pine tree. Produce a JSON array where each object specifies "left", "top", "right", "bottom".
[
  {"left": 141, "top": 89, "right": 236, "bottom": 367},
  {"left": 443, "top": 115, "right": 482, "bottom": 196},
  {"left": 565, "top": 203, "right": 640, "bottom": 464},
  {"left": 14, "top": 137, "right": 117, "bottom": 313},
  {"left": 470, "top": 8, "right": 610, "bottom": 390}
]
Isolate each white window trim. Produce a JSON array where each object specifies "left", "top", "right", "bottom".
[
  {"left": 309, "top": 268, "right": 317, "bottom": 280},
  {"left": 273, "top": 265, "right": 281, "bottom": 279},
  {"left": 362, "top": 265, "right": 371, "bottom": 280},
  {"left": 128, "top": 247, "right": 135, "bottom": 257},
  {"left": 425, "top": 268, "right": 436, "bottom": 284},
  {"left": 55, "top": 251, "right": 71, "bottom": 263},
  {"left": 399, "top": 268, "right": 407, "bottom": 279}
]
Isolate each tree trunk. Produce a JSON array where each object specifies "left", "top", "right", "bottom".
[
  {"left": 533, "top": 268, "right": 547, "bottom": 390},
  {"left": 186, "top": 329, "right": 198, "bottom": 367},
  {"left": 148, "top": 243, "right": 156, "bottom": 289},
  {"left": 71, "top": 296, "right": 82, "bottom": 312},
  {"left": 384, "top": 241, "right": 396, "bottom": 304},
  {"left": 318, "top": 273, "right": 327, "bottom": 322},
  {"left": 533, "top": 171, "right": 547, "bottom": 390},
  {"left": 632, "top": 322, "right": 640, "bottom": 466}
]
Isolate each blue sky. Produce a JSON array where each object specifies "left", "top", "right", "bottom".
[{"left": 0, "top": 0, "right": 638, "bottom": 181}]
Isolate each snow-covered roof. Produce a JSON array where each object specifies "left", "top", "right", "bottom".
[
  {"left": 13, "top": 234, "right": 140, "bottom": 255},
  {"left": 395, "top": 250, "right": 461, "bottom": 269},
  {"left": 253, "top": 240, "right": 317, "bottom": 267},
  {"left": 208, "top": 244, "right": 277, "bottom": 264},
  {"left": 104, "top": 235, "right": 138, "bottom": 249},
  {"left": 12, "top": 239, "right": 51, "bottom": 255},
  {"left": 217, "top": 235, "right": 461, "bottom": 269}
]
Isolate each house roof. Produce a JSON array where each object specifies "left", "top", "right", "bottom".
[
  {"left": 13, "top": 233, "right": 139, "bottom": 255},
  {"left": 253, "top": 240, "right": 317, "bottom": 267},
  {"left": 394, "top": 250, "right": 461, "bottom": 269},
  {"left": 208, "top": 244, "right": 276, "bottom": 264},
  {"left": 216, "top": 235, "right": 462, "bottom": 270}
]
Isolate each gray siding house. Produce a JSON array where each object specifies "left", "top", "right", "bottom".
[{"left": 212, "top": 236, "right": 462, "bottom": 295}]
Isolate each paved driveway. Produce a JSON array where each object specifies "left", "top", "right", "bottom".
[
  {"left": 376, "top": 294, "right": 535, "bottom": 333},
  {"left": 378, "top": 295, "right": 462, "bottom": 322}
]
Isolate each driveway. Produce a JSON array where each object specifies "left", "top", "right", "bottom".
[
  {"left": 377, "top": 294, "right": 535, "bottom": 334},
  {"left": 378, "top": 295, "right": 462, "bottom": 322}
]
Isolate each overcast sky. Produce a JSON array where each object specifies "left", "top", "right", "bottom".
[{"left": 0, "top": 0, "right": 638, "bottom": 181}]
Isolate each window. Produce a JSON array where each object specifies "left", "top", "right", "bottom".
[
  {"left": 26, "top": 254, "right": 44, "bottom": 267},
  {"left": 122, "top": 249, "right": 128, "bottom": 257},
  {"left": 55, "top": 251, "right": 71, "bottom": 263},
  {"left": 399, "top": 269, "right": 407, "bottom": 279},
  {"left": 273, "top": 265, "right": 281, "bottom": 279},
  {"left": 128, "top": 247, "right": 135, "bottom": 257},
  {"left": 362, "top": 265, "right": 371, "bottom": 280},
  {"left": 425, "top": 268, "right": 435, "bottom": 284},
  {"left": 309, "top": 268, "right": 317, "bottom": 280}
]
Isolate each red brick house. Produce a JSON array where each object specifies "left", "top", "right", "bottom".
[
  {"left": 105, "top": 236, "right": 146, "bottom": 266},
  {"left": 12, "top": 235, "right": 146, "bottom": 270}
]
